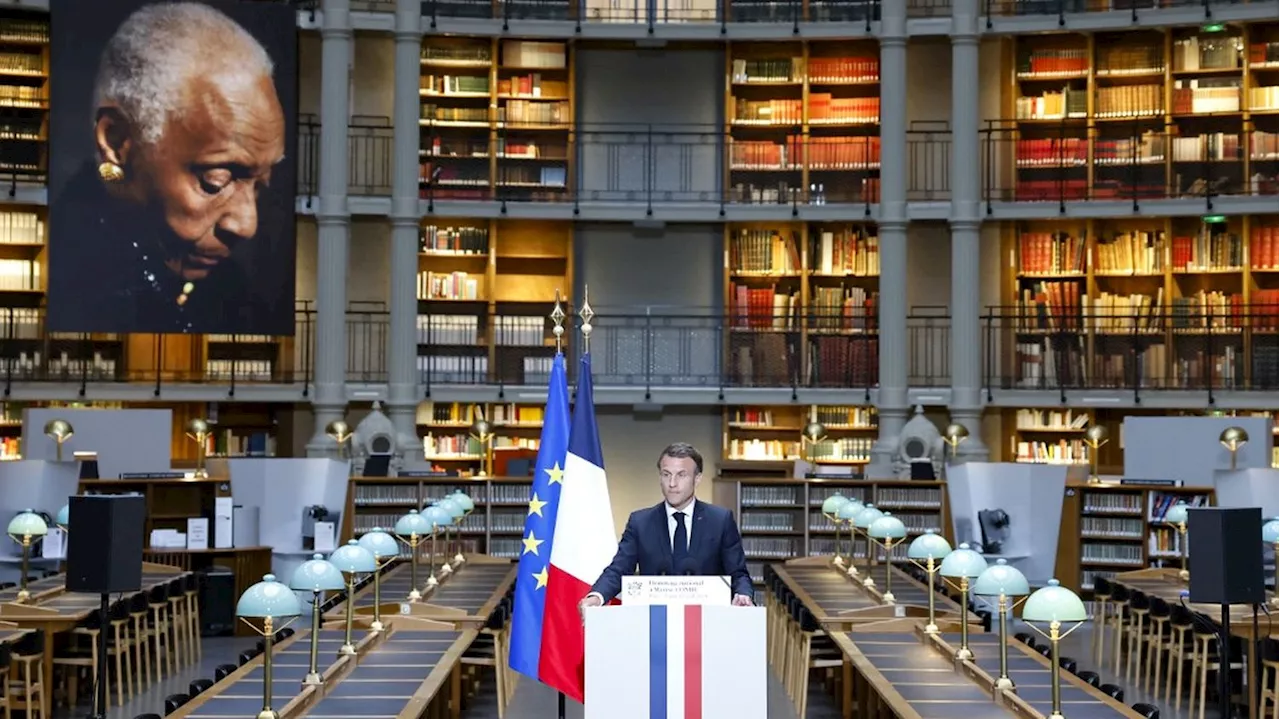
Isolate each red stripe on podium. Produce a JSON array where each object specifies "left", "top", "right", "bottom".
[{"left": 684, "top": 604, "right": 703, "bottom": 719}]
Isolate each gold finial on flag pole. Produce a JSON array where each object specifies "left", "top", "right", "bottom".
[
  {"left": 579, "top": 286, "right": 594, "bottom": 354},
  {"left": 550, "top": 289, "right": 566, "bottom": 354}
]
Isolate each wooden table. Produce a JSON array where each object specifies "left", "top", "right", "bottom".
[
  {"left": 326, "top": 556, "right": 515, "bottom": 627},
  {"left": 0, "top": 563, "right": 187, "bottom": 717},
  {"left": 773, "top": 558, "right": 977, "bottom": 631},
  {"left": 1112, "top": 567, "right": 1278, "bottom": 719}
]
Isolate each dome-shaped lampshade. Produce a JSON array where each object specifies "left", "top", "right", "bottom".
[
  {"left": 867, "top": 513, "right": 907, "bottom": 540},
  {"left": 1022, "top": 579, "right": 1087, "bottom": 624},
  {"left": 7, "top": 510, "right": 48, "bottom": 538},
  {"left": 1263, "top": 518, "right": 1280, "bottom": 544},
  {"left": 55, "top": 504, "right": 70, "bottom": 527},
  {"left": 853, "top": 504, "right": 884, "bottom": 530},
  {"left": 436, "top": 497, "right": 464, "bottom": 520},
  {"left": 329, "top": 540, "right": 377, "bottom": 574},
  {"left": 836, "top": 499, "right": 865, "bottom": 522},
  {"left": 973, "top": 558, "right": 1030, "bottom": 597},
  {"left": 907, "top": 530, "right": 953, "bottom": 560},
  {"left": 939, "top": 543, "right": 988, "bottom": 579},
  {"left": 236, "top": 574, "right": 303, "bottom": 618},
  {"left": 358, "top": 528, "right": 400, "bottom": 560},
  {"left": 422, "top": 504, "right": 453, "bottom": 531},
  {"left": 821, "top": 493, "right": 849, "bottom": 515},
  {"left": 1164, "top": 501, "right": 1190, "bottom": 525},
  {"left": 289, "top": 554, "right": 346, "bottom": 592},
  {"left": 450, "top": 491, "right": 476, "bottom": 513},
  {"left": 394, "top": 510, "right": 431, "bottom": 537}
]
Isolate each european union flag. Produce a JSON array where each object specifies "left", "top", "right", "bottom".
[{"left": 507, "top": 352, "right": 570, "bottom": 682}]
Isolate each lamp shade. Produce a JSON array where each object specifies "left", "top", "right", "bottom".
[
  {"left": 394, "top": 510, "right": 431, "bottom": 537},
  {"left": 329, "top": 540, "right": 377, "bottom": 574},
  {"left": 436, "top": 497, "right": 464, "bottom": 520},
  {"left": 358, "top": 528, "right": 400, "bottom": 560},
  {"left": 1164, "top": 501, "right": 1190, "bottom": 525},
  {"left": 236, "top": 574, "right": 302, "bottom": 618},
  {"left": 836, "top": 499, "right": 865, "bottom": 522},
  {"left": 867, "top": 513, "right": 907, "bottom": 540},
  {"left": 1022, "top": 579, "right": 1087, "bottom": 624},
  {"left": 289, "top": 554, "right": 346, "bottom": 592},
  {"left": 55, "top": 504, "right": 70, "bottom": 527},
  {"left": 422, "top": 504, "right": 453, "bottom": 532},
  {"left": 7, "top": 510, "right": 48, "bottom": 538},
  {"left": 853, "top": 504, "right": 884, "bottom": 530},
  {"left": 939, "top": 543, "right": 988, "bottom": 579},
  {"left": 1263, "top": 518, "right": 1280, "bottom": 544},
  {"left": 973, "top": 558, "right": 1031, "bottom": 597},
  {"left": 907, "top": 530, "right": 953, "bottom": 560},
  {"left": 821, "top": 493, "right": 849, "bottom": 515},
  {"left": 450, "top": 491, "right": 476, "bottom": 513}
]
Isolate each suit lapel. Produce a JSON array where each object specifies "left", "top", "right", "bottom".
[
  {"left": 652, "top": 503, "right": 673, "bottom": 570},
  {"left": 686, "top": 500, "right": 709, "bottom": 564}
]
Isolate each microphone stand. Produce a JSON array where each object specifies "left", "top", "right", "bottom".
[{"left": 89, "top": 592, "right": 109, "bottom": 719}]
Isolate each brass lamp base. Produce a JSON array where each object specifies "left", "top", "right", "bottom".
[
  {"left": 371, "top": 620, "right": 385, "bottom": 633},
  {"left": 923, "top": 623, "right": 939, "bottom": 635},
  {"left": 1178, "top": 569, "right": 1189, "bottom": 581},
  {"left": 339, "top": 644, "right": 356, "bottom": 656},
  {"left": 440, "top": 564, "right": 453, "bottom": 576},
  {"left": 257, "top": 709, "right": 280, "bottom": 719},
  {"left": 303, "top": 673, "right": 323, "bottom": 686},
  {"left": 15, "top": 589, "right": 28, "bottom": 603},
  {"left": 427, "top": 574, "right": 439, "bottom": 587},
  {"left": 832, "top": 555, "right": 845, "bottom": 568},
  {"left": 408, "top": 588, "right": 421, "bottom": 602},
  {"left": 846, "top": 564, "right": 859, "bottom": 577},
  {"left": 453, "top": 553, "right": 465, "bottom": 565},
  {"left": 955, "top": 647, "right": 973, "bottom": 661},
  {"left": 882, "top": 592, "right": 896, "bottom": 604},
  {"left": 995, "top": 676, "right": 1015, "bottom": 691},
  {"left": 862, "top": 576, "right": 875, "bottom": 588}
]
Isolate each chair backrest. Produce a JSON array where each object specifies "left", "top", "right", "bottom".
[
  {"left": 214, "top": 663, "right": 238, "bottom": 681},
  {"left": 1093, "top": 577, "right": 1112, "bottom": 596},
  {"left": 132, "top": 713, "right": 163, "bottom": 719},
  {"left": 1058, "top": 656, "right": 1078, "bottom": 674},
  {"left": 1099, "top": 683, "right": 1125, "bottom": 701},
  {"left": 1131, "top": 702, "right": 1160, "bottom": 719},
  {"left": 1077, "top": 670, "right": 1100, "bottom": 687},
  {"left": 238, "top": 650, "right": 256, "bottom": 666},
  {"left": 188, "top": 678, "right": 214, "bottom": 696},
  {"left": 163, "top": 693, "right": 190, "bottom": 715}
]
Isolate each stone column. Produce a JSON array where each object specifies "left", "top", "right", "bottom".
[
  {"left": 385, "top": 0, "right": 424, "bottom": 454},
  {"left": 870, "top": 1, "right": 910, "bottom": 473},
  {"left": 949, "top": 0, "right": 989, "bottom": 460},
  {"left": 306, "top": 0, "right": 353, "bottom": 456}
]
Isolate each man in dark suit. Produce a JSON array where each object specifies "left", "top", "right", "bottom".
[{"left": 579, "top": 443, "right": 755, "bottom": 612}]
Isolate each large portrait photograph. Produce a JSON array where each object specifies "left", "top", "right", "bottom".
[{"left": 46, "top": 0, "right": 298, "bottom": 336}]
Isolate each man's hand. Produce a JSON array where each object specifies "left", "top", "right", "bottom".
[
  {"left": 578, "top": 593, "right": 603, "bottom": 623},
  {"left": 732, "top": 593, "right": 754, "bottom": 607}
]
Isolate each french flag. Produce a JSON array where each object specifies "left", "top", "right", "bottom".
[
  {"left": 538, "top": 352, "right": 618, "bottom": 702},
  {"left": 584, "top": 604, "right": 767, "bottom": 719}
]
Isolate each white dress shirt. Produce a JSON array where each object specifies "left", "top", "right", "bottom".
[{"left": 666, "top": 498, "right": 696, "bottom": 552}]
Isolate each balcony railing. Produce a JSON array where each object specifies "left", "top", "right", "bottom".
[
  {"left": 983, "top": 0, "right": 1268, "bottom": 18},
  {"left": 907, "top": 123, "right": 951, "bottom": 202},
  {"left": 981, "top": 120, "right": 1279, "bottom": 209},
  {"left": 981, "top": 306, "right": 1279, "bottom": 397}
]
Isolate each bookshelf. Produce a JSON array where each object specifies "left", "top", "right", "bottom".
[
  {"left": 1053, "top": 480, "right": 1214, "bottom": 595},
  {"left": 0, "top": 10, "right": 47, "bottom": 183},
  {"left": 414, "top": 400, "right": 547, "bottom": 470},
  {"left": 724, "top": 222, "right": 879, "bottom": 387},
  {"left": 999, "top": 213, "right": 1277, "bottom": 393},
  {"left": 722, "top": 404, "right": 878, "bottom": 467},
  {"left": 713, "top": 476, "right": 949, "bottom": 600},
  {"left": 1002, "top": 22, "right": 1279, "bottom": 201},
  {"left": 725, "top": 40, "right": 880, "bottom": 206},
  {"left": 341, "top": 475, "right": 534, "bottom": 559},
  {"left": 419, "top": 37, "right": 573, "bottom": 202},
  {"left": 417, "top": 219, "right": 572, "bottom": 385}
]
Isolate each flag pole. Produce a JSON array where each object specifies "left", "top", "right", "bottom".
[
  {"left": 578, "top": 286, "right": 593, "bottom": 354},
  {"left": 551, "top": 289, "right": 566, "bottom": 354},
  {"left": 557, "top": 691, "right": 567, "bottom": 719}
]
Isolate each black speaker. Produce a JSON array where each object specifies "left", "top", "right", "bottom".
[
  {"left": 65, "top": 495, "right": 146, "bottom": 594},
  {"left": 200, "top": 567, "right": 236, "bottom": 636},
  {"left": 1188, "top": 507, "right": 1265, "bottom": 605}
]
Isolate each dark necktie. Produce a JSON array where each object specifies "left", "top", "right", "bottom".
[{"left": 672, "top": 511, "right": 689, "bottom": 571}]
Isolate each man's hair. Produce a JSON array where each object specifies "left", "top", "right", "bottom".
[
  {"left": 657, "top": 443, "right": 704, "bottom": 475},
  {"left": 92, "top": 2, "right": 274, "bottom": 145}
]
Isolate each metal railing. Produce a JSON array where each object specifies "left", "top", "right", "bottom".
[
  {"left": 907, "top": 123, "right": 952, "bottom": 202},
  {"left": 980, "top": 119, "right": 1279, "bottom": 209},
  {"left": 418, "top": 0, "right": 882, "bottom": 25},
  {"left": 984, "top": 0, "right": 1268, "bottom": 19},
  {"left": 981, "top": 306, "right": 1279, "bottom": 398},
  {"left": 0, "top": 306, "right": 951, "bottom": 390}
]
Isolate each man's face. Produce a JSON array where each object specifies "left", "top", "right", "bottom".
[
  {"left": 658, "top": 455, "right": 700, "bottom": 509},
  {"left": 132, "top": 73, "right": 285, "bottom": 282}
]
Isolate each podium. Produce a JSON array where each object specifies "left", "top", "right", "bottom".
[{"left": 584, "top": 577, "right": 767, "bottom": 719}]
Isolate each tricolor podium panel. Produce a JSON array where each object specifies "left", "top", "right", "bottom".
[{"left": 584, "top": 604, "right": 766, "bottom": 719}]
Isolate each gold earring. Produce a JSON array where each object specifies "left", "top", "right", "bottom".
[{"left": 98, "top": 162, "right": 124, "bottom": 182}]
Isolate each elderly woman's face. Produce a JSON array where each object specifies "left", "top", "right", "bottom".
[{"left": 131, "top": 73, "right": 285, "bottom": 282}]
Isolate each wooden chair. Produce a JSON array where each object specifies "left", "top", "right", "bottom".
[
  {"left": 461, "top": 602, "right": 511, "bottom": 718},
  {"left": 8, "top": 630, "right": 45, "bottom": 719},
  {"left": 1108, "top": 583, "right": 1131, "bottom": 675},
  {"left": 1091, "top": 577, "right": 1114, "bottom": 666},
  {"left": 126, "top": 592, "right": 152, "bottom": 695},
  {"left": 1124, "top": 590, "right": 1151, "bottom": 686},
  {"left": 56, "top": 599, "right": 133, "bottom": 708},
  {"left": 147, "top": 584, "right": 175, "bottom": 679},
  {"left": 1187, "top": 612, "right": 1242, "bottom": 719},
  {"left": 1260, "top": 637, "right": 1278, "bottom": 719},
  {"left": 183, "top": 574, "right": 203, "bottom": 665},
  {"left": 0, "top": 642, "right": 11, "bottom": 719},
  {"left": 1144, "top": 596, "right": 1172, "bottom": 695},
  {"left": 165, "top": 578, "right": 192, "bottom": 668},
  {"left": 1165, "top": 603, "right": 1196, "bottom": 710}
]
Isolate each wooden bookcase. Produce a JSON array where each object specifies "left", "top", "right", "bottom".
[
  {"left": 340, "top": 475, "right": 535, "bottom": 559},
  {"left": 725, "top": 39, "right": 881, "bottom": 206},
  {"left": 724, "top": 222, "right": 879, "bottom": 387},
  {"left": 1053, "top": 480, "right": 1215, "bottom": 596},
  {"left": 721, "top": 404, "right": 877, "bottom": 467},
  {"left": 418, "top": 219, "right": 572, "bottom": 385},
  {"left": 414, "top": 400, "right": 546, "bottom": 471},
  {"left": 1001, "top": 22, "right": 1278, "bottom": 201},
  {"left": 419, "top": 37, "right": 573, "bottom": 202},
  {"left": 713, "top": 476, "right": 950, "bottom": 597}
]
